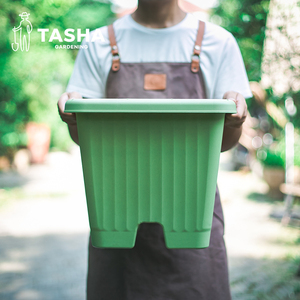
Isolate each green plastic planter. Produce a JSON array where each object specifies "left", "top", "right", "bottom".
[{"left": 65, "top": 99, "right": 236, "bottom": 249}]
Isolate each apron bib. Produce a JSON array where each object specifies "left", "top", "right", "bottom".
[{"left": 87, "top": 21, "right": 231, "bottom": 300}]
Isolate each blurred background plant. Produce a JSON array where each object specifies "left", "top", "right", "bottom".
[
  {"left": 211, "top": 0, "right": 270, "bottom": 83},
  {"left": 0, "top": 0, "right": 114, "bottom": 166},
  {"left": 257, "top": 146, "right": 284, "bottom": 168},
  {"left": 211, "top": 0, "right": 300, "bottom": 175}
]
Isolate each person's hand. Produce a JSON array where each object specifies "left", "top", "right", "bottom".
[
  {"left": 57, "top": 92, "right": 82, "bottom": 125},
  {"left": 223, "top": 91, "right": 247, "bottom": 128}
]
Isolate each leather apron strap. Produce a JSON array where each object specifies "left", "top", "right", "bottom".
[
  {"left": 191, "top": 21, "right": 205, "bottom": 73},
  {"left": 107, "top": 24, "right": 120, "bottom": 72},
  {"left": 107, "top": 20, "right": 206, "bottom": 74}
]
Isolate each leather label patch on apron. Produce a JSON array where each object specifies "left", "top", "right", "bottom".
[{"left": 144, "top": 74, "right": 167, "bottom": 90}]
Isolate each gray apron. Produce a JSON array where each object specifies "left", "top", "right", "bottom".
[{"left": 87, "top": 21, "right": 231, "bottom": 300}]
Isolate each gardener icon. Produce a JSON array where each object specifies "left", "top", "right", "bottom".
[{"left": 12, "top": 12, "right": 32, "bottom": 52}]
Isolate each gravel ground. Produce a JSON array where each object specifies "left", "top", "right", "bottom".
[{"left": 0, "top": 147, "right": 299, "bottom": 300}]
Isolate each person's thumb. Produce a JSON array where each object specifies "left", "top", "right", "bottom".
[
  {"left": 67, "top": 91, "right": 82, "bottom": 100},
  {"left": 58, "top": 92, "right": 69, "bottom": 114}
]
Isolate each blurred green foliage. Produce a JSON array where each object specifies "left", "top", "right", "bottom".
[
  {"left": 257, "top": 146, "right": 285, "bottom": 168},
  {"left": 0, "top": 0, "right": 114, "bottom": 158},
  {"left": 266, "top": 89, "right": 300, "bottom": 130},
  {"left": 257, "top": 133, "right": 300, "bottom": 167},
  {"left": 211, "top": 0, "right": 270, "bottom": 83}
]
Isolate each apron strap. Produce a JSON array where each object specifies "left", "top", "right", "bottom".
[
  {"left": 108, "top": 21, "right": 204, "bottom": 73},
  {"left": 191, "top": 21, "right": 205, "bottom": 73},
  {"left": 108, "top": 24, "right": 120, "bottom": 72}
]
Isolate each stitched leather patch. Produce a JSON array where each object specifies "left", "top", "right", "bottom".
[{"left": 144, "top": 74, "right": 167, "bottom": 90}]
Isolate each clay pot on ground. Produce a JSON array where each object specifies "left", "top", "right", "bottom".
[
  {"left": 263, "top": 167, "right": 285, "bottom": 199},
  {"left": 26, "top": 123, "right": 51, "bottom": 164}
]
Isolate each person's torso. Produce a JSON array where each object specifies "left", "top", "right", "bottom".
[
  {"left": 105, "top": 15, "right": 207, "bottom": 99},
  {"left": 82, "top": 13, "right": 233, "bottom": 99}
]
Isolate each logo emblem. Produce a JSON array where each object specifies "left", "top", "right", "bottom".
[{"left": 12, "top": 12, "right": 33, "bottom": 52}]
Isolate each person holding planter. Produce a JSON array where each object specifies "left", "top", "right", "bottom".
[{"left": 58, "top": 0, "right": 252, "bottom": 299}]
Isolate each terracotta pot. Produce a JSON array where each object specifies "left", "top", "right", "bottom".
[
  {"left": 26, "top": 123, "right": 51, "bottom": 164},
  {"left": 263, "top": 167, "right": 285, "bottom": 199}
]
